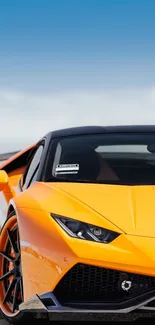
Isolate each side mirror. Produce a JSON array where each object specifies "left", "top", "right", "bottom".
[{"left": 0, "top": 170, "right": 9, "bottom": 191}]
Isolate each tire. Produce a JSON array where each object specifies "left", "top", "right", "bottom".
[{"left": 0, "top": 211, "right": 34, "bottom": 324}]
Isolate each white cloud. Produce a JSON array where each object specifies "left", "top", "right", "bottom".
[{"left": 0, "top": 85, "right": 155, "bottom": 152}]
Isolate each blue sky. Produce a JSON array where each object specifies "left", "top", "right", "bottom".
[
  {"left": 0, "top": 0, "right": 155, "bottom": 152},
  {"left": 0, "top": 0, "right": 155, "bottom": 91}
]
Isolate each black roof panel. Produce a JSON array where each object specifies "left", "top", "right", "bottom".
[{"left": 48, "top": 125, "right": 155, "bottom": 139}]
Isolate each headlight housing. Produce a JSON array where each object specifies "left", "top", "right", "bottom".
[{"left": 51, "top": 214, "right": 120, "bottom": 243}]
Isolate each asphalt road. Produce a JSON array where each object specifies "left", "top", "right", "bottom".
[{"left": 1, "top": 314, "right": 155, "bottom": 324}]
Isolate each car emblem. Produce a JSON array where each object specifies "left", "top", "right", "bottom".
[{"left": 121, "top": 280, "right": 132, "bottom": 291}]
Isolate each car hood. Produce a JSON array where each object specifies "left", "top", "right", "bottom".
[{"left": 52, "top": 182, "right": 155, "bottom": 237}]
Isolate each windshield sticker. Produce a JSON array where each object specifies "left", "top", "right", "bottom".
[{"left": 55, "top": 164, "right": 79, "bottom": 175}]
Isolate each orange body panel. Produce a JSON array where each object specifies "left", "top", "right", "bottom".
[{"left": 9, "top": 181, "right": 155, "bottom": 301}]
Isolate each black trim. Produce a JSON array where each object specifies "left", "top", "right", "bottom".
[
  {"left": 40, "top": 289, "right": 155, "bottom": 311},
  {"left": 37, "top": 134, "right": 54, "bottom": 182},
  {"left": 41, "top": 138, "right": 59, "bottom": 182},
  {"left": 62, "top": 290, "right": 155, "bottom": 310},
  {"left": 19, "top": 291, "right": 155, "bottom": 320}
]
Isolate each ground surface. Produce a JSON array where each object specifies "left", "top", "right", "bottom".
[{"left": 1, "top": 313, "right": 155, "bottom": 324}]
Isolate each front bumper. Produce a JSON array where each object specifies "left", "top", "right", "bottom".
[{"left": 19, "top": 290, "right": 155, "bottom": 321}]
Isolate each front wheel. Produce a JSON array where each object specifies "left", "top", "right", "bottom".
[{"left": 0, "top": 212, "right": 30, "bottom": 324}]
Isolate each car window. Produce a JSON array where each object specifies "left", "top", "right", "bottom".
[
  {"left": 23, "top": 144, "right": 44, "bottom": 189},
  {"left": 46, "top": 133, "right": 155, "bottom": 185}
]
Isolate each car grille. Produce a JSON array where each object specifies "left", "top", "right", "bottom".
[{"left": 54, "top": 263, "right": 155, "bottom": 305}]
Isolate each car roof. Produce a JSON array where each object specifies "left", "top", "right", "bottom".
[{"left": 48, "top": 125, "right": 155, "bottom": 139}]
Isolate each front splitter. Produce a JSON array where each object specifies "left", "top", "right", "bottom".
[{"left": 18, "top": 290, "right": 155, "bottom": 321}]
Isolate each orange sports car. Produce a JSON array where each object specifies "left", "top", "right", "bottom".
[{"left": 1, "top": 125, "right": 155, "bottom": 323}]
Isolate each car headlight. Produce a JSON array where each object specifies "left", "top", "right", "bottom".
[{"left": 51, "top": 214, "right": 120, "bottom": 243}]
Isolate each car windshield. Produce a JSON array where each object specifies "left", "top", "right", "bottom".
[{"left": 46, "top": 133, "right": 155, "bottom": 185}]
